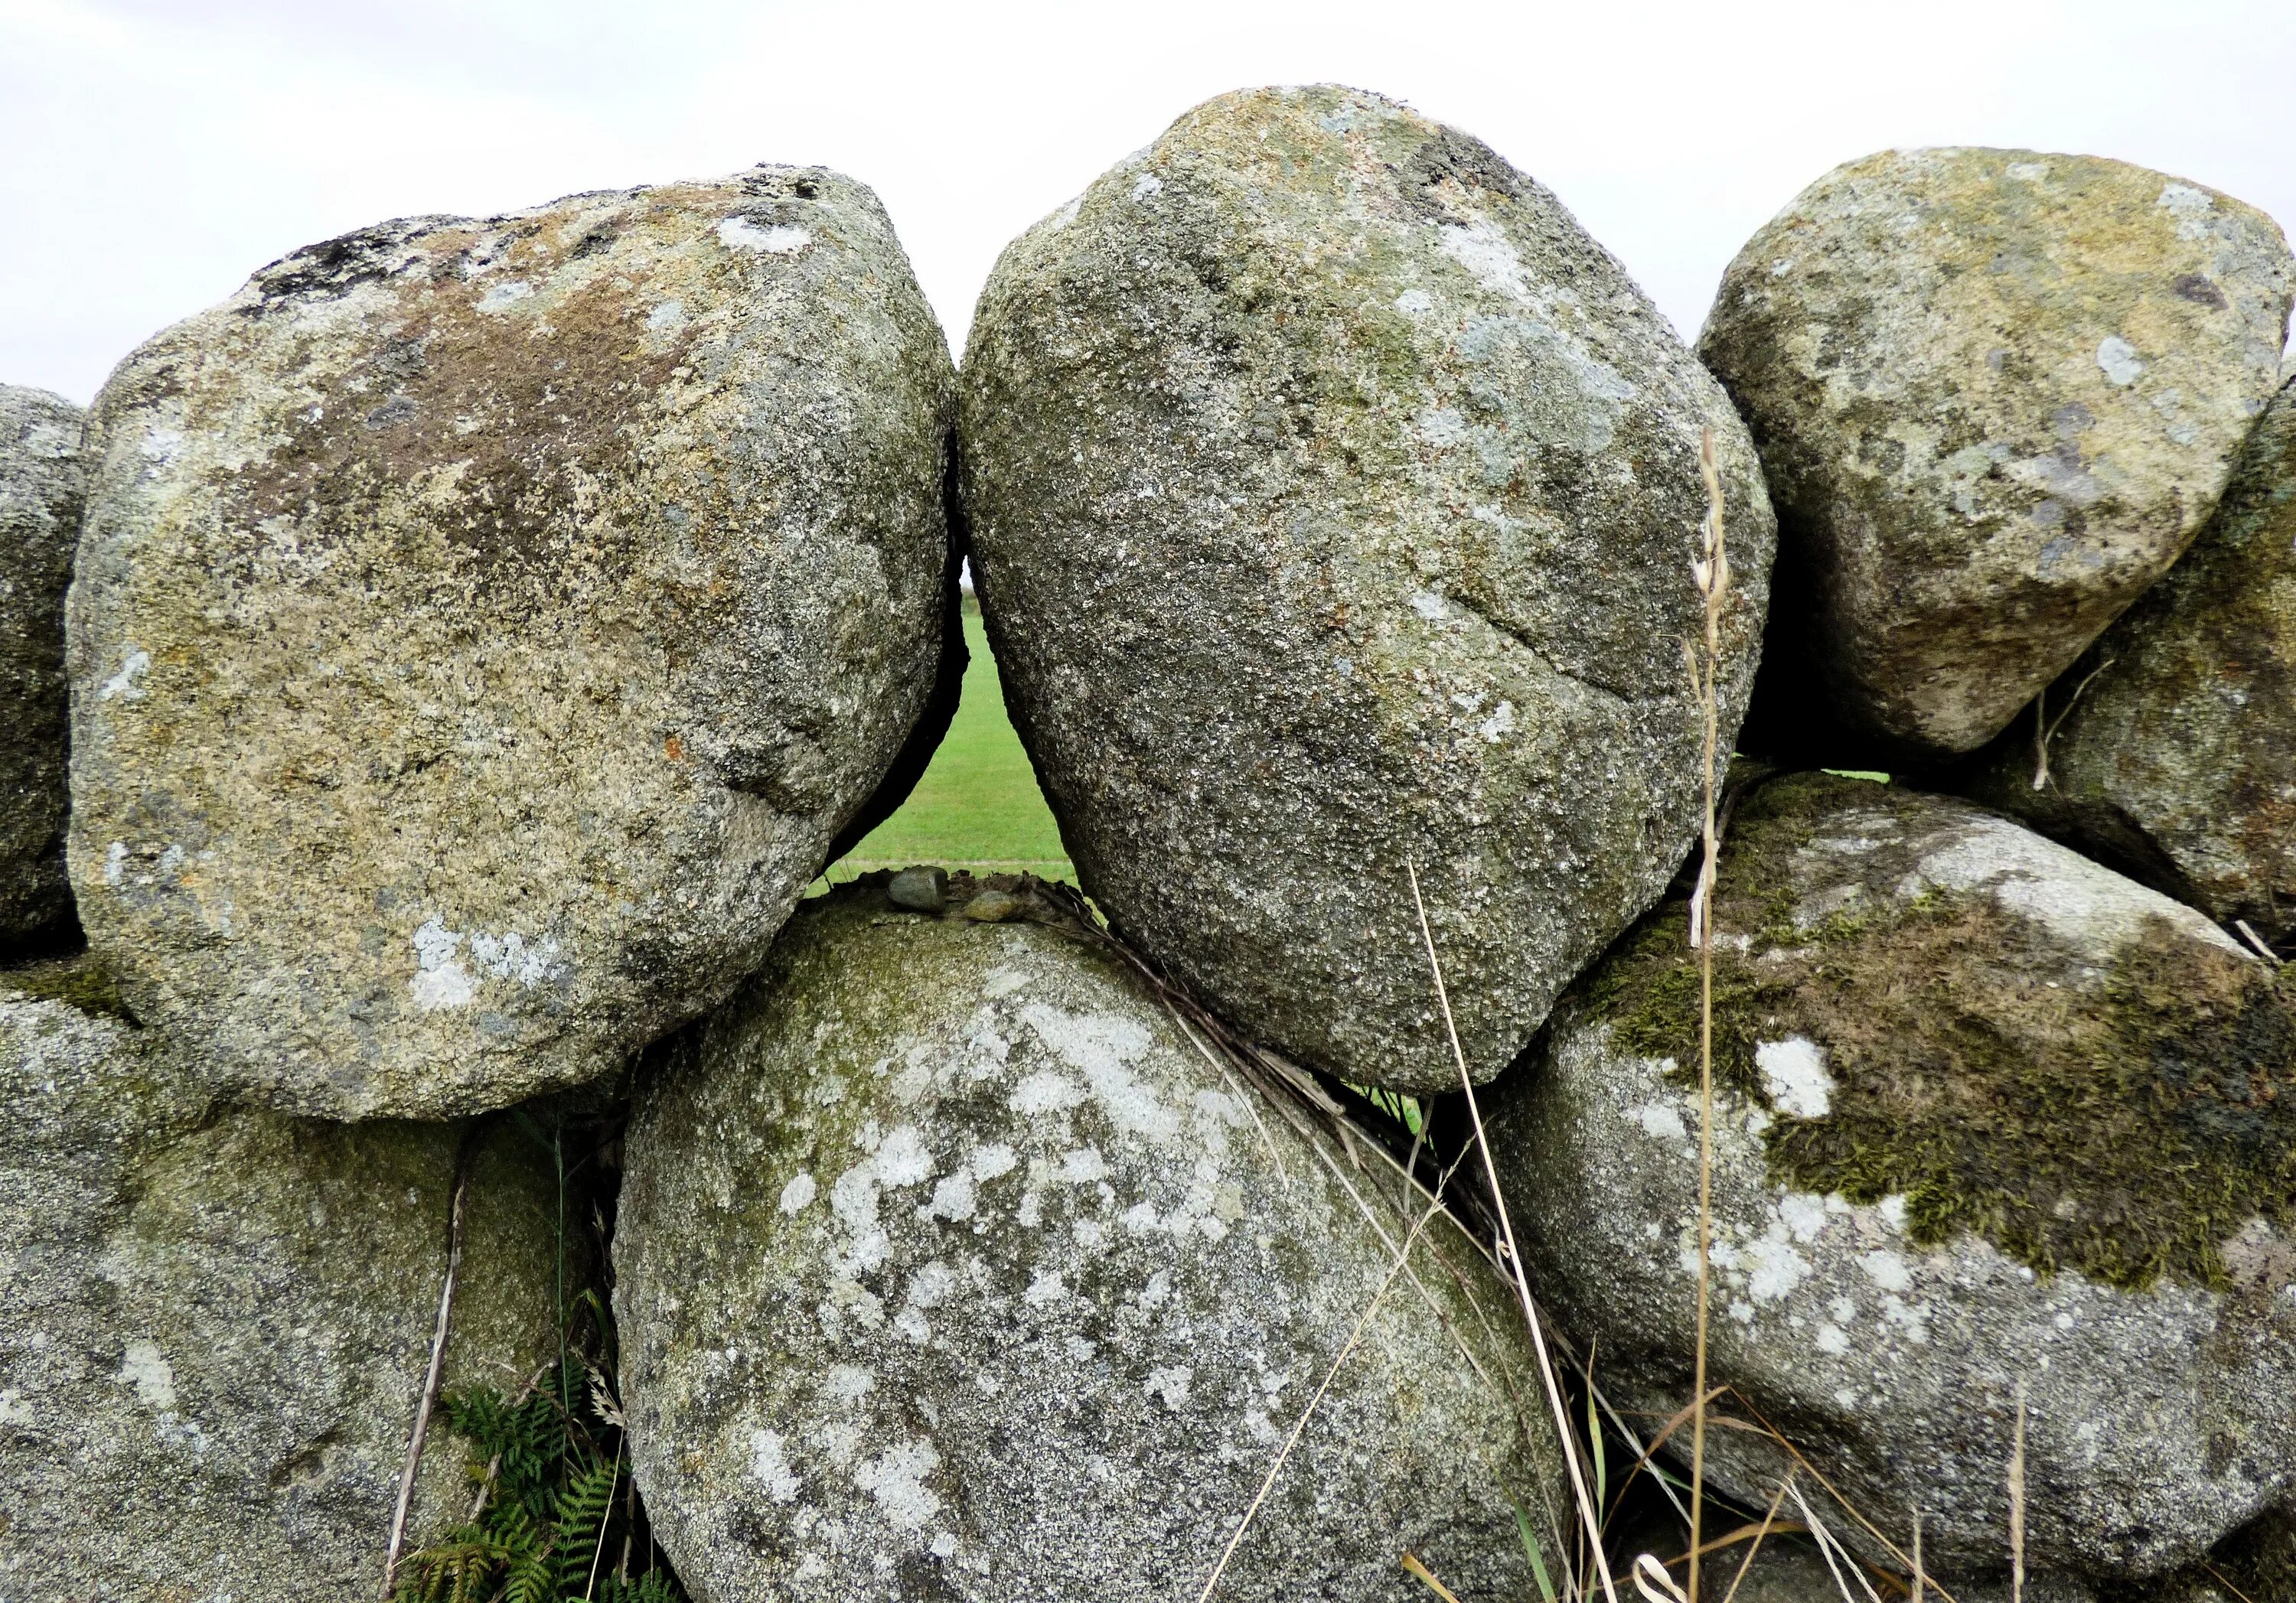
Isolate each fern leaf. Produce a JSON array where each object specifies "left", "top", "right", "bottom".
[
  {"left": 503, "top": 1544, "right": 557, "bottom": 1603},
  {"left": 553, "top": 1455, "right": 621, "bottom": 1592}
]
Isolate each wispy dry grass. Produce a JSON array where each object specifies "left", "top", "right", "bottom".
[
  {"left": 1720, "top": 1478, "right": 1793, "bottom": 1603},
  {"left": 1686, "top": 425, "right": 1731, "bottom": 1602},
  {"left": 1410, "top": 861, "right": 1622, "bottom": 1603},
  {"left": 1192, "top": 1148, "right": 1469, "bottom": 1602},
  {"left": 2010, "top": 1386, "right": 2027, "bottom": 1603}
]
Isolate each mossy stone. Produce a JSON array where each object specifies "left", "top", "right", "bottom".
[
  {"left": 1494, "top": 774, "right": 2296, "bottom": 1586},
  {"left": 1591, "top": 774, "right": 2296, "bottom": 1291}
]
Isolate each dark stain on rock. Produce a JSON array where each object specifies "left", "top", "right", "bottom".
[
  {"left": 240, "top": 218, "right": 442, "bottom": 308},
  {"left": 2173, "top": 272, "right": 2229, "bottom": 308},
  {"left": 227, "top": 216, "right": 693, "bottom": 573}
]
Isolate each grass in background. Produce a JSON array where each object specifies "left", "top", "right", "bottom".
[{"left": 827, "top": 596, "right": 1073, "bottom": 883}]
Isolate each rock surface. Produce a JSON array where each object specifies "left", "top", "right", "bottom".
[
  {"left": 1702, "top": 148, "right": 2293, "bottom": 762},
  {"left": 1967, "top": 377, "right": 2296, "bottom": 943},
  {"left": 960, "top": 84, "right": 1775, "bottom": 1093},
  {"left": 2125, "top": 1509, "right": 2296, "bottom": 1602},
  {"left": 67, "top": 166, "right": 956, "bottom": 1119},
  {"left": 616, "top": 881, "right": 1570, "bottom": 1601},
  {"left": 1492, "top": 774, "right": 2296, "bottom": 1591},
  {"left": 0, "top": 386, "right": 84, "bottom": 947},
  {"left": 0, "top": 957, "right": 565, "bottom": 1598}
]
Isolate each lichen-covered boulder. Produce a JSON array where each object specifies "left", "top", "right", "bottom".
[
  {"left": 1702, "top": 148, "right": 2293, "bottom": 762},
  {"left": 960, "top": 84, "right": 1776, "bottom": 1093},
  {"left": 615, "top": 882, "right": 1570, "bottom": 1601},
  {"left": 67, "top": 166, "right": 957, "bottom": 1119},
  {"left": 1492, "top": 774, "right": 2296, "bottom": 1595},
  {"left": 1967, "top": 377, "right": 2296, "bottom": 944},
  {"left": 0, "top": 958, "right": 565, "bottom": 1598},
  {"left": 0, "top": 386, "right": 83, "bottom": 947}
]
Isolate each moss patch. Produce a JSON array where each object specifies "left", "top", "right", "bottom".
[
  {"left": 1576, "top": 773, "right": 2296, "bottom": 1292},
  {"left": 0, "top": 953, "right": 137, "bottom": 1025}
]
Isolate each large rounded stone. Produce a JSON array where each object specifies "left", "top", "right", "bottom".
[
  {"left": 1702, "top": 148, "right": 2293, "bottom": 762},
  {"left": 1966, "top": 377, "right": 2296, "bottom": 945},
  {"left": 0, "top": 959, "right": 565, "bottom": 1598},
  {"left": 959, "top": 84, "right": 1776, "bottom": 1093},
  {"left": 1492, "top": 774, "right": 2296, "bottom": 1595},
  {"left": 0, "top": 386, "right": 83, "bottom": 948},
  {"left": 615, "top": 882, "right": 1570, "bottom": 1602},
  {"left": 67, "top": 166, "right": 957, "bottom": 1119}
]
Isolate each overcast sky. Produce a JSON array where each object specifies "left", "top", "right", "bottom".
[{"left": 5, "top": 0, "right": 2292, "bottom": 406}]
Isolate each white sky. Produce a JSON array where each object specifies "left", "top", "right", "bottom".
[{"left": 5, "top": 0, "right": 2293, "bottom": 406}]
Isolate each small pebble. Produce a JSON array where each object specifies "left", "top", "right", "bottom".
[
  {"left": 962, "top": 889, "right": 1024, "bottom": 923},
  {"left": 887, "top": 865, "right": 948, "bottom": 914}
]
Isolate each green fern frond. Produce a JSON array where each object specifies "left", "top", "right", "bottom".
[
  {"left": 552, "top": 1455, "right": 621, "bottom": 1592},
  {"left": 598, "top": 1571, "right": 682, "bottom": 1603},
  {"left": 392, "top": 1129, "right": 687, "bottom": 1603},
  {"left": 502, "top": 1543, "right": 558, "bottom": 1603}
]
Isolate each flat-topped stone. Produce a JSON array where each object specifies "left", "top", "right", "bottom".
[{"left": 1495, "top": 774, "right": 2296, "bottom": 1593}]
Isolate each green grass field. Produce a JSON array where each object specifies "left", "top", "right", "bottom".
[{"left": 828, "top": 598, "right": 1073, "bottom": 882}]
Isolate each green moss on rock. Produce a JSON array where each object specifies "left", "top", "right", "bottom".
[
  {"left": 1, "top": 952, "right": 136, "bottom": 1023},
  {"left": 1573, "top": 772, "right": 2296, "bottom": 1290}
]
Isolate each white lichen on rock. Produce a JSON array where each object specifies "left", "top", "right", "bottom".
[{"left": 615, "top": 882, "right": 1569, "bottom": 1601}]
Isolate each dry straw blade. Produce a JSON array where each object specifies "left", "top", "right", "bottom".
[
  {"left": 1687, "top": 425, "right": 1729, "bottom": 1602},
  {"left": 1408, "top": 861, "right": 1621, "bottom": 1603}
]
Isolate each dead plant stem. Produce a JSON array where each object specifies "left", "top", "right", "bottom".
[
  {"left": 383, "top": 1133, "right": 478, "bottom": 1596},
  {"left": 1192, "top": 1155, "right": 1463, "bottom": 1601},
  {"left": 585, "top": 1439, "right": 622, "bottom": 1601},
  {"left": 2010, "top": 1385, "right": 2027, "bottom": 1603},
  {"left": 1689, "top": 425, "right": 1730, "bottom": 1603},
  {"left": 1407, "top": 860, "right": 1618, "bottom": 1603},
  {"left": 1718, "top": 1478, "right": 1794, "bottom": 1603}
]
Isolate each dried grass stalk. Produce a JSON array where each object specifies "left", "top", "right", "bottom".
[
  {"left": 1688, "top": 425, "right": 1730, "bottom": 1601},
  {"left": 383, "top": 1133, "right": 478, "bottom": 1593},
  {"left": 1410, "top": 862, "right": 1619, "bottom": 1603}
]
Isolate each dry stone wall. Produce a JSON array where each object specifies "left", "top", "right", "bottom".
[{"left": 2, "top": 86, "right": 2293, "bottom": 1603}]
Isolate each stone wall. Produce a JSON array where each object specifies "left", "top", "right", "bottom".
[{"left": 5, "top": 88, "right": 2292, "bottom": 1603}]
